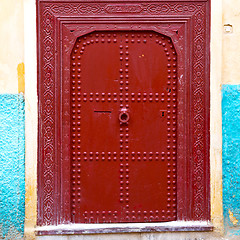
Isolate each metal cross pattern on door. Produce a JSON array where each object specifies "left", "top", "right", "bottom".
[{"left": 70, "top": 31, "right": 177, "bottom": 223}]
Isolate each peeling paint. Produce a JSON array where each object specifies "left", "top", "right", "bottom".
[
  {"left": 18, "top": 62, "right": 25, "bottom": 93},
  {"left": 229, "top": 210, "right": 238, "bottom": 226}
]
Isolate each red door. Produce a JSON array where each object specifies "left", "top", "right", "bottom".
[{"left": 70, "top": 31, "right": 177, "bottom": 223}]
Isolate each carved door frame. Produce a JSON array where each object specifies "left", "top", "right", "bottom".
[{"left": 37, "top": 0, "right": 210, "bottom": 229}]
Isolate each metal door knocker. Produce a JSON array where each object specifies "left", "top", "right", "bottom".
[{"left": 119, "top": 107, "right": 129, "bottom": 123}]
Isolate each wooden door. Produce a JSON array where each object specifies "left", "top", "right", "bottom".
[
  {"left": 37, "top": 0, "right": 211, "bottom": 228},
  {"left": 70, "top": 31, "right": 177, "bottom": 223}
]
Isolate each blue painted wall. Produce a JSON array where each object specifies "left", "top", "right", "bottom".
[
  {"left": 0, "top": 94, "right": 25, "bottom": 239},
  {"left": 222, "top": 85, "right": 240, "bottom": 235}
]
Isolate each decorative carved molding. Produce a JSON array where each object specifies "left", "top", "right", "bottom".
[
  {"left": 47, "top": 3, "right": 202, "bottom": 15},
  {"left": 192, "top": 4, "right": 207, "bottom": 220},
  {"left": 39, "top": 8, "right": 55, "bottom": 225},
  {"left": 105, "top": 5, "right": 143, "bottom": 13}
]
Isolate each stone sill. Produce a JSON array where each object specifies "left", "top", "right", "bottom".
[{"left": 36, "top": 221, "right": 213, "bottom": 235}]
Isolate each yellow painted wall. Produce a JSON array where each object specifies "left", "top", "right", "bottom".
[
  {"left": 222, "top": 0, "right": 240, "bottom": 84},
  {"left": 0, "top": 0, "right": 24, "bottom": 93}
]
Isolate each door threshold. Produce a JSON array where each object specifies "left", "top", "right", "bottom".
[{"left": 36, "top": 221, "right": 213, "bottom": 235}]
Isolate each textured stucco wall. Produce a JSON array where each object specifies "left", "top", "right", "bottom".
[
  {"left": 0, "top": 94, "right": 25, "bottom": 239},
  {"left": 222, "top": 85, "right": 240, "bottom": 237},
  {"left": 0, "top": 0, "right": 26, "bottom": 238}
]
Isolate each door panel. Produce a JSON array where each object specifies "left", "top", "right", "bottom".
[
  {"left": 126, "top": 34, "right": 171, "bottom": 93},
  {"left": 80, "top": 160, "right": 120, "bottom": 217},
  {"left": 80, "top": 103, "right": 119, "bottom": 153},
  {"left": 128, "top": 101, "right": 168, "bottom": 153},
  {"left": 79, "top": 33, "right": 121, "bottom": 93},
  {"left": 70, "top": 31, "right": 177, "bottom": 223}
]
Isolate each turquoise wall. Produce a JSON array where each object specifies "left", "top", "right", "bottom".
[
  {"left": 0, "top": 94, "right": 25, "bottom": 239},
  {"left": 222, "top": 85, "right": 240, "bottom": 235}
]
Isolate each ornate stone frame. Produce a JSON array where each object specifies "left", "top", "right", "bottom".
[{"left": 37, "top": 0, "right": 210, "bottom": 232}]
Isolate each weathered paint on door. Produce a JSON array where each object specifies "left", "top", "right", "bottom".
[{"left": 70, "top": 31, "right": 177, "bottom": 223}]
